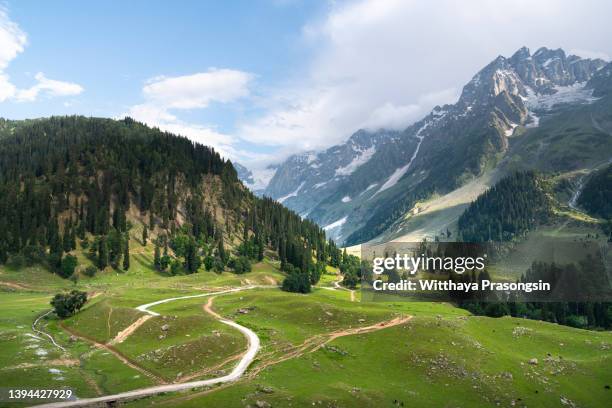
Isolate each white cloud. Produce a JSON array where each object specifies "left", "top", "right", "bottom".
[
  {"left": 237, "top": 0, "right": 612, "bottom": 162},
  {"left": 125, "top": 68, "right": 253, "bottom": 159},
  {"left": 569, "top": 48, "right": 610, "bottom": 61},
  {"left": 142, "top": 69, "right": 252, "bottom": 109},
  {"left": 0, "top": 7, "right": 26, "bottom": 70},
  {"left": 0, "top": 8, "right": 83, "bottom": 103},
  {"left": 0, "top": 7, "right": 26, "bottom": 102},
  {"left": 16, "top": 72, "right": 83, "bottom": 102}
]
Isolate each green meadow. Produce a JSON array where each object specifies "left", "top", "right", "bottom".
[{"left": 1, "top": 237, "right": 610, "bottom": 407}]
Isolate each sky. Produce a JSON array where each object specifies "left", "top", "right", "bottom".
[{"left": 1, "top": 0, "right": 612, "bottom": 186}]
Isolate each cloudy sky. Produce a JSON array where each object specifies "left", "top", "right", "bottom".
[{"left": 2, "top": 0, "right": 611, "bottom": 182}]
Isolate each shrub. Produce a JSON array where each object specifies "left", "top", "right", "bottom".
[
  {"left": 59, "top": 255, "right": 78, "bottom": 278},
  {"left": 83, "top": 265, "right": 97, "bottom": 277},
  {"left": 50, "top": 290, "right": 88, "bottom": 318}
]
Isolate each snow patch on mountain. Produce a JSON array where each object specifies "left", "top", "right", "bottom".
[
  {"left": 277, "top": 181, "right": 305, "bottom": 204},
  {"left": 335, "top": 146, "right": 376, "bottom": 176},
  {"left": 505, "top": 122, "right": 518, "bottom": 137},
  {"left": 361, "top": 183, "right": 378, "bottom": 195},
  {"left": 526, "top": 82, "right": 599, "bottom": 110},
  {"left": 324, "top": 216, "right": 347, "bottom": 231},
  {"left": 373, "top": 120, "right": 431, "bottom": 196}
]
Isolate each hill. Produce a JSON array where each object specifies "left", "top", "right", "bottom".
[
  {"left": 577, "top": 163, "right": 612, "bottom": 220},
  {"left": 0, "top": 116, "right": 328, "bottom": 285},
  {"left": 458, "top": 171, "right": 551, "bottom": 242}
]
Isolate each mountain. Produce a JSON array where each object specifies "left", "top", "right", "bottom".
[
  {"left": 252, "top": 47, "right": 611, "bottom": 245},
  {"left": 262, "top": 129, "right": 400, "bottom": 217},
  {"left": 0, "top": 116, "right": 328, "bottom": 280}
]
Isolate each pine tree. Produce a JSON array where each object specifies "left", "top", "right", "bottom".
[
  {"left": 97, "top": 236, "right": 108, "bottom": 269},
  {"left": 142, "top": 225, "right": 148, "bottom": 245},
  {"left": 154, "top": 241, "right": 161, "bottom": 270},
  {"left": 70, "top": 226, "right": 77, "bottom": 250},
  {"left": 123, "top": 234, "right": 130, "bottom": 270},
  {"left": 217, "top": 235, "right": 226, "bottom": 264}
]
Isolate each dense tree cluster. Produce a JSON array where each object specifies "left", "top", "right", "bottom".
[
  {"left": 578, "top": 163, "right": 612, "bottom": 222},
  {"left": 458, "top": 171, "right": 551, "bottom": 242},
  {"left": 0, "top": 116, "right": 331, "bottom": 287},
  {"left": 458, "top": 256, "right": 612, "bottom": 329},
  {"left": 50, "top": 290, "right": 88, "bottom": 318}
]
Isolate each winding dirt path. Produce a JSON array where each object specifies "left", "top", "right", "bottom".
[
  {"left": 332, "top": 273, "right": 356, "bottom": 302},
  {"left": 36, "top": 287, "right": 259, "bottom": 408},
  {"left": 36, "top": 285, "right": 410, "bottom": 407}
]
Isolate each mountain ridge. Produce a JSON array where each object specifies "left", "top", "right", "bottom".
[{"left": 238, "top": 46, "right": 610, "bottom": 245}]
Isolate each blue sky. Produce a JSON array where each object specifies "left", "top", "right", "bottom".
[
  {"left": 1, "top": 1, "right": 323, "bottom": 151},
  {"left": 2, "top": 0, "right": 611, "bottom": 187}
]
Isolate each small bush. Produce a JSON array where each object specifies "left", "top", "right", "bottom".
[{"left": 83, "top": 265, "right": 97, "bottom": 277}]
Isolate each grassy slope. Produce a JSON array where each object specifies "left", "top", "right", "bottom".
[
  {"left": 128, "top": 302, "right": 611, "bottom": 408},
  {"left": 0, "top": 234, "right": 610, "bottom": 407}
]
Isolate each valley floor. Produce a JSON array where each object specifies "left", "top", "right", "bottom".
[{"left": 1, "top": 253, "right": 611, "bottom": 407}]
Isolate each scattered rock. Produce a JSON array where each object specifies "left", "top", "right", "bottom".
[
  {"left": 324, "top": 345, "right": 348, "bottom": 356},
  {"left": 237, "top": 306, "right": 256, "bottom": 314},
  {"left": 69, "top": 335, "right": 78, "bottom": 343},
  {"left": 529, "top": 358, "right": 538, "bottom": 365},
  {"left": 501, "top": 371, "right": 513, "bottom": 380},
  {"left": 358, "top": 318, "right": 366, "bottom": 323},
  {"left": 512, "top": 326, "right": 532, "bottom": 338},
  {"left": 161, "top": 324, "right": 170, "bottom": 331},
  {"left": 256, "top": 385, "right": 274, "bottom": 394},
  {"left": 255, "top": 400, "right": 271, "bottom": 408}
]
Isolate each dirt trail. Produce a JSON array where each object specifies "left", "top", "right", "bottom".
[
  {"left": 203, "top": 296, "right": 222, "bottom": 319},
  {"left": 333, "top": 274, "right": 356, "bottom": 302},
  {"left": 106, "top": 307, "right": 113, "bottom": 339},
  {"left": 59, "top": 323, "right": 166, "bottom": 385},
  {"left": 250, "top": 314, "right": 412, "bottom": 377},
  {"left": 108, "top": 314, "right": 153, "bottom": 345},
  {"left": 311, "top": 315, "right": 411, "bottom": 351},
  {"left": 0, "top": 281, "right": 31, "bottom": 290},
  {"left": 37, "top": 287, "right": 259, "bottom": 408},
  {"left": 36, "top": 286, "right": 410, "bottom": 408}
]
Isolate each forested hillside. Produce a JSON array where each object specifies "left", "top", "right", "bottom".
[
  {"left": 458, "top": 171, "right": 551, "bottom": 242},
  {"left": 0, "top": 116, "right": 329, "bottom": 287},
  {"left": 578, "top": 163, "right": 612, "bottom": 220}
]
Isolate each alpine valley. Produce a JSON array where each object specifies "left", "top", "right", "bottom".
[
  {"left": 1, "top": 45, "right": 612, "bottom": 408},
  {"left": 247, "top": 47, "right": 612, "bottom": 246}
]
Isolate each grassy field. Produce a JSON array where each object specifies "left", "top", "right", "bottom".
[
  {"left": 1, "top": 234, "right": 611, "bottom": 407},
  {"left": 127, "top": 309, "right": 611, "bottom": 408}
]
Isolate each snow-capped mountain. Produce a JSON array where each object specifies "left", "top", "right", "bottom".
[
  {"left": 261, "top": 128, "right": 400, "bottom": 217},
  {"left": 237, "top": 47, "right": 610, "bottom": 245}
]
